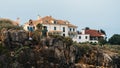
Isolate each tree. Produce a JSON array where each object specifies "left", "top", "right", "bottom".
[
  {"left": 108, "top": 34, "right": 120, "bottom": 45},
  {"left": 0, "top": 19, "right": 22, "bottom": 30},
  {"left": 36, "top": 23, "right": 42, "bottom": 30},
  {"left": 85, "top": 27, "right": 90, "bottom": 30},
  {"left": 99, "top": 38, "right": 107, "bottom": 46},
  {"left": 0, "top": 19, "right": 14, "bottom": 30},
  {"left": 100, "top": 29, "right": 106, "bottom": 35}
]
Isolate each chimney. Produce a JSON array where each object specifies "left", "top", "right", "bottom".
[
  {"left": 65, "top": 21, "right": 69, "bottom": 24},
  {"left": 51, "top": 20, "right": 54, "bottom": 23},
  {"left": 37, "top": 15, "right": 41, "bottom": 20},
  {"left": 81, "top": 29, "right": 85, "bottom": 34}
]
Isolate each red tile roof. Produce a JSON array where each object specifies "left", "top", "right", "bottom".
[
  {"left": 41, "top": 16, "right": 55, "bottom": 24},
  {"left": 85, "top": 29, "right": 104, "bottom": 37},
  {"left": 68, "top": 23, "right": 77, "bottom": 28},
  {"left": 25, "top": 16, "right": 77, "bottom": 28}
]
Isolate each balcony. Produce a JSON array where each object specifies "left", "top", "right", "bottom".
[
  {"left": 48, "top": 30, "right": 62, "bottom": 35},
  {"left": 68, "top": 31, "right": 77, "bottom": 35}
]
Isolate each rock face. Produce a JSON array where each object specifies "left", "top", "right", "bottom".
[
  {"left": 1, "top": 29, "right": 28, "bottom": 48},
  {"left": 1, "top": 29, "right": 40, "bottom": 48},
  {"left": 0, "top": 30, "right": 76, "bottom": 68},
  {"left": 75, "top": 45, "right": 120, "bottom": 68},
  {"left": 0, "top": 30, "right": 120, "bottom": 68},
  {"left": 35, "top": 38, "right": 76, "bottom": 68}
]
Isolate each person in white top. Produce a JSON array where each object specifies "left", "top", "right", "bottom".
[{"left": 27, "top": 19, "right": 35, "bottom": 40}]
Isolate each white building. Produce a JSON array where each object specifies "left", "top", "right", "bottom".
[
  {"left": 76, "top": 28, "right": 106, "bottom": 43},
  {"left": 23, "top": 16, "right": 77, "bottom": 40},
  {"left": 23, "top": 16, "right": 106, "bottom": 43}
]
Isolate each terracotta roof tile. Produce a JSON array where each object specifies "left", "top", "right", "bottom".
[
  {"left": 68, "top": 23, "right": 77, "bottom": 28},
  {"left": 85, "top": 29, "right": 104, "bottom": 37},
  {"left": 56, "top": 20, "right": 66, "bottom": 25},
  {"left": 24, "top": 16, "right": 77, "bottom": 28}
]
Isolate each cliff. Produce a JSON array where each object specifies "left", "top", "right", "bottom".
[{"left": 0, "top": 29, "right": 120, "bottom": 68}]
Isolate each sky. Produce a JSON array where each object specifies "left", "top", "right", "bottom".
[{"left": 0, "top": 0, "right": 120, "bottom": 38}]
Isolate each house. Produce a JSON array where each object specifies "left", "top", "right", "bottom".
[
  {"left": 23, "top": 16, "right": 106, "bottom": 43},
  {"left": 76, "top": 28, "right": 106, "bottom": 43},
  {"left": 23, "top": 16, "right": 77, "bottom": 40}
]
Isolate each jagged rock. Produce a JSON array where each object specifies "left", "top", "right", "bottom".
[
  {"left": 75, "top": 45, "right": 120, "bottom": 68},
  {"left": 0, "top": 29, "right": 120, "bottom": 68},
  {"left": 37, "top": 38, "right": 76, "bottom": 68},
  {"left": 1, "top": 29, "right": 31, "bottom": 48}
]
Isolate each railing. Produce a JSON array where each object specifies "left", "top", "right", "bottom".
[
  {"left": 68, "top": 31, "right": 77, "bottom": 35},
  {"left": 48, "top": 30, "right": 62, "bottom": 35}
]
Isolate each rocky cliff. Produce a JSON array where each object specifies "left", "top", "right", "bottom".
[{"left": 0, "top": 29, "right": 120, "bottom": 68}]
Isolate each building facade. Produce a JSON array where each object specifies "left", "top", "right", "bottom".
[
  {"left": 76, "top": 28, "right": 106, "bottom": 43},
  {"left": 23, "top": 16, "right": 106, "bottom": 43},
  {"left": 23, "top": 16, "right": 77, "bottom": 40}
]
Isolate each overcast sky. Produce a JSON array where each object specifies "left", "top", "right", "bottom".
[{"left": 0, "top": 0, "right": 120, "bottom": 38}]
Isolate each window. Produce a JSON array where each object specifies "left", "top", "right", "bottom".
[
  {"left": 63, "top": 34, "right": 65, "bottom": 36},
  {"left": 70, "top": 28, "right": 72, "bottom": 31},
  {"left": 94, "top": 37, "right": 98, "bottom": 40},
  {"left": 79, "top": 36, "right": 81, "bottom": 39},
  {"left": 63, "top": 27, "right": 65, "bottom": 32},
  {"left": 73, "top": 28, "right": 75, "bottom": 31},
  {"left": 54, "top": 27, "right": 56, "bottom": 30},
  {"left": 85, "top": 36, "right": 88, "bottom": 39},
  {"left": 54, "top": 20, "right": 57, "bottom": 24}
]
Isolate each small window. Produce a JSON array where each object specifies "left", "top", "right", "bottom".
[
  {"left": 73, "top": 28, "right": 75, "bottom": 31},
  {"left": 54, "top": 20, "right": 57, "bottom": 24},
  {"left": 43, "top": 26, "right": 47, "bottom": 29},
  {"left": 63, "top": 27, "right": 65, "bottom": 32},
  {"left": 79, "top": 36, "right": 81, "bottom": 39},
  {"left": 85, "top": 36, "right": 88, "bottom": 39},
  {"left": 54, "top": 27, "right": 56, "bottom": 30},
  {"left": 70, "top": 28, "right": 72, "bottom": 31},
  {"left": 63, "top": 34, "right": 65, "bottom": 36}
]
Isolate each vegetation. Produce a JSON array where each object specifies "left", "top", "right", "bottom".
[
  {"left": 0, "top": 19, "right": 22, "bottom": 30},
  {"left": 50, "top": 35, "right": 73, "bottom": 46},
  {"left": 0, "top": 20, "right": 120, "bottom": 67},
  {"left": 36, "top": 23, "right": 42, "bottom": 30},
  {"left": 0, "top": 44, "right": 9, "bottom": 55},
  {"left": 108, "top": 34, "right": 120, "bottom": 45},
  {"left": 0, "top": 31, "right": 120, "bottom": 68},
  {"left": 98, "top": 38, "right": 107, "bottom": 46},
  {"left": 100, "top": 29, "right": 106, "bottom": 35},
  {"left": 85, "top": 27, "right": 90, "bottom": 30},
  {"left": 103, "top": 45, "right": 120, "bottom": 55}
]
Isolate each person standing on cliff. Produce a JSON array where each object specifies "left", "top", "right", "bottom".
[
  {"left": 27, "top": 19, "right": 35, "bottom": 40},
  {"left": 42, "top": 26, "right": 48, "bottom": 38}
]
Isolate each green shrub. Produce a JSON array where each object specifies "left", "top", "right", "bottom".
[
  {"left": 90, "top": 42, "right": 98, "bottom": 45},
  {"left": 63, "top": 37, "right": 73, "bottom": 46},
  {"left": 0, "top": 19, "right": 22, "bottom": 30},
  {"left": 108, "top": 34, "right": 120, "bottom": 45},
  {"left": 0, "top": 44, "right": 9, "bottom": 55},
  {"left": 74, "top": 43, "right": 93, "bottom": 54}
]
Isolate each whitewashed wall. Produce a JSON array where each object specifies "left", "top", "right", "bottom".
[
  {"left": 42, "top": 24, "right": 68, "bottom": 37},
  {"left": 76, "top": 34, "right": 90, "bottom": 43}
]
